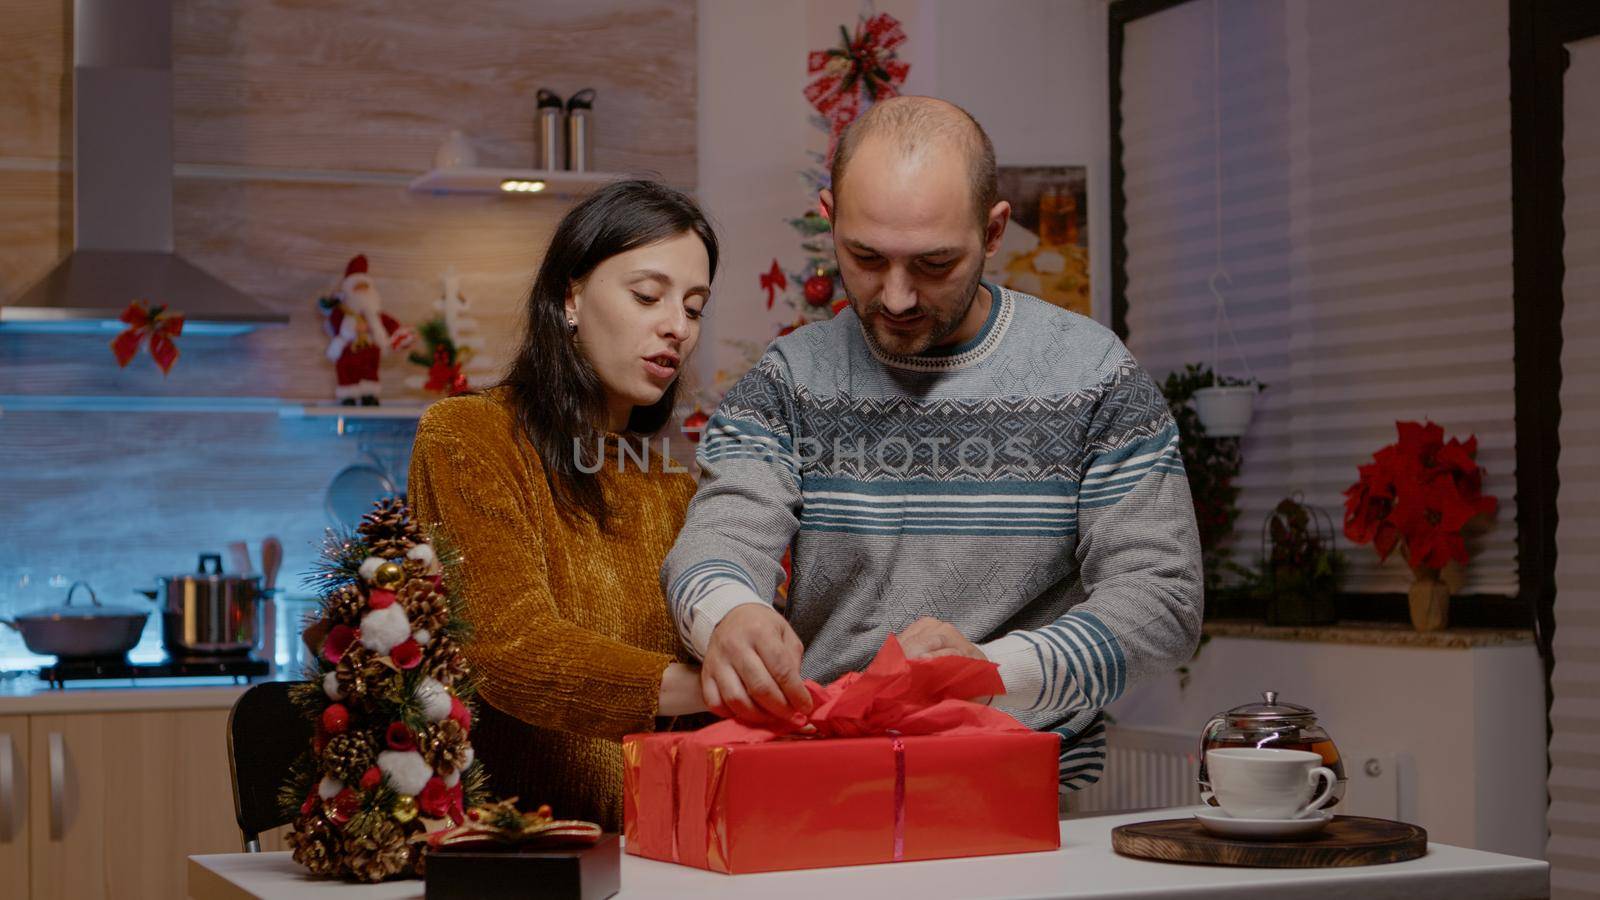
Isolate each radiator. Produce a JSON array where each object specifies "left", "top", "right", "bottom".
[{"left": 1063, "top": 725, "right": 1403, "bottom": 820}]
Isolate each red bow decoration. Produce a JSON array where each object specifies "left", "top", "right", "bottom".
[
  {"left": 423, "top": 346, "right": 470, "bottom": 396},
  {"left": 110, "top": 300, "right": 184, "bottom": 375},
  {"left": 760, "top": 259, "right": 787, "bottom": 310},
  {"left": 804, "top": 13, "right": 911, "bottom": 160}
]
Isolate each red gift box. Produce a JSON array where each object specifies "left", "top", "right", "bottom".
[{"left": 623, "top": 637, "right": 1061, "bottom": 874}]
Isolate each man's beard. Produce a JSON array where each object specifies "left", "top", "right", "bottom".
[{"left": 845, "top": 266, "right": 985, "bottom": 357}]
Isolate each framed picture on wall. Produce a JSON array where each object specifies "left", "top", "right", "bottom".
[{"left": 986, "top": 165, "right": 1090, "bottom": 317}]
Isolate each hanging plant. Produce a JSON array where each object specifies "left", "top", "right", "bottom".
[{"left": 1161, "top": 364, "right": 1261, "bottom": 601}]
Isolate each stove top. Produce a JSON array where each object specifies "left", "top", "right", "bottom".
[{"left": 39, "top": 653, "right": 270, "bottom": 688}]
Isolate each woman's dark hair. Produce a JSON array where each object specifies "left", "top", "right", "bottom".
[{"left": 500, "top": 179, "right": 718, "bottom": 528}]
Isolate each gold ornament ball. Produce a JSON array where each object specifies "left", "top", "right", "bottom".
[
  {"left": 372, "top": 562, "right": 405, "bottom": 590},
  {"left": 393, "top": 795, "right": 418, "bottom": 823}
]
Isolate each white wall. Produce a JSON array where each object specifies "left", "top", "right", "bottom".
[{"left": 695, "top": 0, "right": 1111, "bottom": 398}]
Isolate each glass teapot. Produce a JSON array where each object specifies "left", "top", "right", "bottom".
[{"left": 1198, "top": 690, "right": 1346, "bottom": 808}]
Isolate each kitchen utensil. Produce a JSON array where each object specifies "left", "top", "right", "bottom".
[
  {"left": 325, "top": 451, "right": 399, "bottom": 531},
  {"left": 141, "top": 553, "right": 265, "bottom": 655},
  {"left": 1, "top": 581, "right": 152, "bottom": 659},
  {"left": 259, "top": 536, "right": 282, "bottom": 670},
  {"left": 565, "top": 88, "right": 595, "bottom": 172},
  {"left": 1199, "top": 690, "right": 1345, "bottom": 809},
  {"left": 536, "top": 88, "right": 564, "bottom": 170},
  {"left": 227, "top": 540, "right": 253, "bottom": 575}
]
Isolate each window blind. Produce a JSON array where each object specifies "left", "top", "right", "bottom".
[
  {"left": 1122, "top": 0, "right": 1517, "bottom": 594},
  {"left": 1548, "top": 33, "right": 1600, "bottom": 897}
]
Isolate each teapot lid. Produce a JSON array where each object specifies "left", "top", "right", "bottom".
[{"left": 1226, "top": 690, "right": 1315, "bottom": 722}]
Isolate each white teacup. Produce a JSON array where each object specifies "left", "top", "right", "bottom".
[{"left": 1206, "top": 748, "right": 1337, "bottom": 820}]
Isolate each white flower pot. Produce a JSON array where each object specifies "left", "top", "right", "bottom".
[{"left": 1193, "top": 385, "right": 1256, "bottom": 437}]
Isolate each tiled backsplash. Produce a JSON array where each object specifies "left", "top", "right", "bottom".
[{"left": 0, "top": 413, "right": 417, "bottom": 669}]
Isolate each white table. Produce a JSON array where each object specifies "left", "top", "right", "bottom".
[{"left": 188, "top": 807, "right": 1550, "bottom": 899}]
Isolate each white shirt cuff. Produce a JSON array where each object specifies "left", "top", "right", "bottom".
[
  {"left": 980, "top": 633, "right": 1045, "bottom": 712},
  {"left": 686, "top": 580, "right": 769, "bottom": 659}
]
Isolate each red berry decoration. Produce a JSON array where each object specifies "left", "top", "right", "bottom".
[
  {"left": 682, "top": 408, "right": 709, "bottom": 444},
  {"left": 803, "top": 273, "right": 833, "bottom": 307},
  {"left": 831, "top": 298, "right": 850, "bottom": 316},
  {"left": 321, "top": 703, "right": 350, "bottom": 735}
]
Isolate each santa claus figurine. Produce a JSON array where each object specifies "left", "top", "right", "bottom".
[{"left": 320, "top": 255, "right": 417, "bottom": 405}]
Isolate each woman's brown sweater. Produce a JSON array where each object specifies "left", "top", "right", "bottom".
[{"left": 407, "top": 388, "right": 695, "bottom": 829}]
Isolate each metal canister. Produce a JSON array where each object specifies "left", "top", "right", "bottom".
[
  {"left": 536, "top": 88, "right": 564, "bottom": 170},
  {"left": 565, "top": 88, "right": 596, "bottom": 172}
]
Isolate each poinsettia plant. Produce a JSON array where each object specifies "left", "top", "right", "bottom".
[{"left": 1342, "top": 421, "right": 1498, "bottom": 575}]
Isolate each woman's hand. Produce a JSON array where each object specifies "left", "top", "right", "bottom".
[{"left": 657, "top": 662, "right": 710, "bottom": 716}]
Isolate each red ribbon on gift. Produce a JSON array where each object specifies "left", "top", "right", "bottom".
[
  {"left": 110, "top": 299, "right": 184, "bottom": 375},
  {"left": 804, "top": 13, "right": 911, "bottom": 160}
]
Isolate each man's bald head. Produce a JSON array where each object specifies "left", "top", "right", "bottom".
[{"left": 829, "top": 96, "right": 998, "bottom": 230}]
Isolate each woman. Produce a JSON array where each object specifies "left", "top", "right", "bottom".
[{"left": 407, "top": 180, "right": 715, "bottom": 829}]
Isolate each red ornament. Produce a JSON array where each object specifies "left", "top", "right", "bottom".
[
  {"left": 367, "top": 588, "right": 396, "bottom": 610},
  {"left": 328, "top": 788, "right": 361, "bottom": 826},
  {"left": 321, "top": 624, "right": 357, "bottom": 664},
  {"left": 682, "top": 408, "right": 709, "bottom": 444},
  {"left": 417, "top": 777, "right": 451, "bottom": 819},
  {"left": 448, "top": 695, "right": 472, "bottom": 733},
  {"left": 299, "top": 789, "right": 318, "bottom": 817},
  {"left": 390, "top": 638, "right": 422, "bottom": 670},
  {"left": 803, "top": 273, "right": 834, "bottom": 307},
  {"left": 359, "top": 766, "right": 383, "bottom": 791},
  {"left": 387, "top": 722, "right": 417, "bottom": 752},
  {"left": 320, "top": 703, "right": 350, "bottom": 735},
  {"left": 830, "top": 298, "right": 850, "bottom": 316}
]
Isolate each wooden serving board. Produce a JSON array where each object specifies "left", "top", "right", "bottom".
[{"left": 1111, "top": 816, "right": 1427, "bottom": 868}]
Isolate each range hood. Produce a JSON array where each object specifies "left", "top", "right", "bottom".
[{"left": 0, "top": 0, "right": 287, "bottom": 335}]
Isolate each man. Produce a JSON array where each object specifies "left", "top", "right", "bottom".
[{"left": 663, "top": 96, "right": 1202, "bottom": 787}]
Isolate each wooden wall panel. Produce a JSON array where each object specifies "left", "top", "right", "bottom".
[
  {"left": 172, "top": 0, "right": 697, "bottom": 180},
  {"left": 0, "top": 0, "right": 69, "bottom": 160}
]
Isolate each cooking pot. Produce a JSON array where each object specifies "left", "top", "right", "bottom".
[
  {"left": 139, "top": 553, "right": 265, "bottom": 656},
  {"left": 1, "top": 581, "right": 152, "bottom": 659}
]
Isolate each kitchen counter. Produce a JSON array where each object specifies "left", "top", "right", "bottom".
[{"left": 0, "top": 670, "right": 276, "bottom": 715}]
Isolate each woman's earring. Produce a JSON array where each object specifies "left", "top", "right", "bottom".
[{"left": 567, "top": 318, "right": 578, "bottom": 336}]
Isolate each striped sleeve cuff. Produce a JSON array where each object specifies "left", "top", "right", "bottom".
[
  {"left": 667, "top": 559, "right": 769, "bottom": 659},
  {"left": 981, "top": 610, "right": 1129, "bottom": 717}
]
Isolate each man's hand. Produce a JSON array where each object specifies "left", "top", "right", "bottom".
[
  {"left": 702, "top": 604, "right": 813, "bottom": 727},
  {"left": 897, "top": 617, "right": 988, "bottom": 661}
]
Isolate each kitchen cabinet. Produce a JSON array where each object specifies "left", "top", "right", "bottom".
[
  {"left": 1, "top": 714, "right": 28, "bottom": 900},
  {"left": 0, "top": 706, "right": 244, "bottom": 900}
]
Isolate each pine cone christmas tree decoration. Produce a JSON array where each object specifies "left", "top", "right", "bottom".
[
  {"left": 322, "top": 731, "right": 377, "bottom": 784},
  {"left": 419, "top": 719, "right": 471, "bottom": 776},
  {"left": 342, "top": 818, "right": 412, "bottom": 883},
  {"left": 401, "top": 579, "right": 450, "bottom": 634},
  {"left": 425, "top": 636, "right": 469, "bottom": 685},
  {"left": 287, "top": 814, "right": 344, "bottom": 878},
  {"left": 359, "top": 498, "right": 423, "bottom": 560},
  {"left": 333, "top": 645, "right": 377, "bottom": 708},
  {"left": 323, "top": 584, "right": 368, "bottom": 625}
]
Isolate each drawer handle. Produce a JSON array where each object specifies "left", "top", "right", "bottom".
[
  {"left": 48, "top": 731, "right": 64, "bottom": 841},
  {"left": 0, "top": 734, "right": 14, "bottom": 843}
]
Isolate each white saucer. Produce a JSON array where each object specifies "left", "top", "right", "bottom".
[{"left": 1194, "top": 807, "right": 1333, "bottom": 840}]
